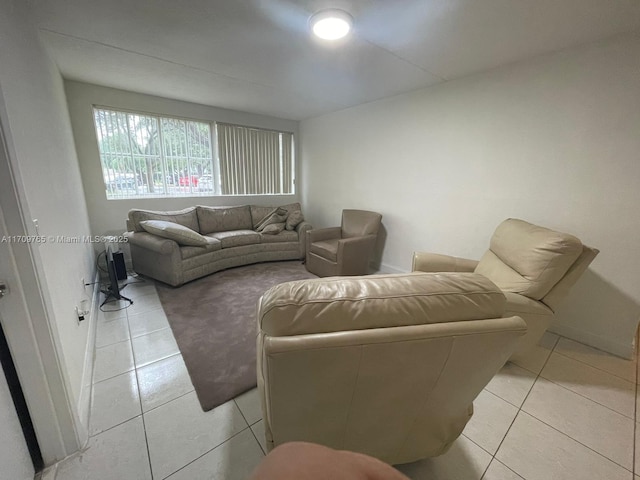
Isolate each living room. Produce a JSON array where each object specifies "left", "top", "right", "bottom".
[{"left": 1, "top": 1, "right": 639, "bottom": 479}]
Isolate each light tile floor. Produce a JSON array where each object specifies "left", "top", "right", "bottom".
[{"left": 43, "top": 281, "right": 639, "bottom": 479}]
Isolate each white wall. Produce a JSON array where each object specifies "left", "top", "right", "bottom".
[
  {"left": 300, "top": 34, "right": 640, "bottom": 358},
  {"left": 0, "top": 368, "right": 33, "bottom": 480},
  {"left": 0, "top": 0, "right": 95, "bottom": 449},
  {"left": 65, "top": 81, "right": 300, "bottom": 238}
]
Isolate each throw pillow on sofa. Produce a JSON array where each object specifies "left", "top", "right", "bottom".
[
  {"left": 255, "top": 207, "right": 288, "bottom": 232},
  {"left": 140, "top": 220, "right": 209, "bottom": 246},
  {"left": 262, "top": 223, "right": 286, "bottom": 235},
  {"left": 285, "top": 210, "right": 304, "bottom": 231}
]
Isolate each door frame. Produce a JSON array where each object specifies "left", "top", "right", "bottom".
[{"left": 0, "top": 91, "right": 81, "bottom": 464}]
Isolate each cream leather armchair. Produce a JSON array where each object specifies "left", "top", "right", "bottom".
[
  {"left": 257, "top": 272, "right": 526, "bottom": 465},
  {"left": 305, "top": 209, "right": 382, "bottom": 277},
  {"left": 413, "top": 218, "right": 599, "bottom": 363}
]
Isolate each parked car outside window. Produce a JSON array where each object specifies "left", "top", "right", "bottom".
[
  {"left": 178, "top": 175, "right": 199, "bottom": 187},
  {"left": 199, "top": 174, "right": 214, "bottom": 191}
]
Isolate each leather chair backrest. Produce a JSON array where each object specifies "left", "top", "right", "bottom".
[
  {"left": 257, "top": 273, "right": 526, "bottom": 465},
  {"left": 341, "top": 209, "right": 382, "bottom": 238},
  {"left": 541, "top": 244, "right": 599, "bottom": 311},
  {"left": 475, "top": 218, "right": 584, "bottom": 300}
]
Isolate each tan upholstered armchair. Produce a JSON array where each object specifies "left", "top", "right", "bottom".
[
  {"left": 305, "top": 209, "right": 382, "bottom": 277},
  {"left": 256, "top": 272, "right": 526, "bottom": 464},
  {"left": 413, "top": 218, "right": 599, "bottom": 363}
]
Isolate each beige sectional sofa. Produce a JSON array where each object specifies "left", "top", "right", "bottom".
[{"left": 125, "top": 203, "right": 310, "bottom": 286}]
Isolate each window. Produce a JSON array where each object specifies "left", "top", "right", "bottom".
[
  {"left": 217, "top": 123, "right": 294, "bottom": 195},
  {"left": 93, "top": 108, "right": 295, "bottom": 199}
]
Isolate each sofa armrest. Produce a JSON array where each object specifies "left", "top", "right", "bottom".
[
  {"left": 125, "top": 231, "right": 179, "bottom": 255},
  {"left": 412, "top": 252, "right": 479, "bottom": 273},
  {"left": 295, "top": 221, "right": 312, "bottom": 236},
  {"left": 295, "top": 221, "right": 312, "bottom": 257}
]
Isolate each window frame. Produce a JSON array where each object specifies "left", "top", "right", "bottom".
[{"left": 92, "top": 105, "right": 295, "bottom": 200}]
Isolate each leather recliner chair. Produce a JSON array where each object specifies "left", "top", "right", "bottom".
[
  {"left": 412, "top": 218, "right": 598, "bottom": 363},
  {"left": 305, "top": 209, "right": 382, "bottom": 277},
  {"left": 256, "top": 272, "right": 526, "bottom": 464}
]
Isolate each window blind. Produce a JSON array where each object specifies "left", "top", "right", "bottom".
[{"left": 217, "top": 123, "right": 294, "bottom": 195}]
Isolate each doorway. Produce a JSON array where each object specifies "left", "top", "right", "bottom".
[
  {"left": 0, "top": 316, "right": 43, "bottom": 473},
  {"left": 0, "top": 100, "right": 82, "bottom": 466}
]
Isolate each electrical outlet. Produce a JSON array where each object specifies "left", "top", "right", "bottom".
[{"left": 76, "top": 300, "right": 90, "bottom": 323}]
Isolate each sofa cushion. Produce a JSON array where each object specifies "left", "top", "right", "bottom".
[
  {"left": 475, "top": 218, "right": 583, "bottom": 300},
  {"left": 310, "top": 238, "right": 339, "bottom": 262},
  {"left": 261, "top": 223, "right": 286, "bottom": 235},
  {"left": 251, "top": 205, "right": 276, "bottom": 229},
  {"left": 279, "top": 202, "right": 302, "bottom": 214},
  {"left": 129, "top": 207, "right": 199, "bottom": 233},
  {"left": 206, "top": 230, "right": 261, "bottom": 248},
  {"left": 180, "top": 238, "right": 222, "bottom": 260},
  {"left": 139, "top": 220, "right": 208, "bottom": 246},
  {"left": 255, "top": 208, "right": 288, "bottom": 232},
  {"left": 250, "top": 203, "right": 302, "bottom": 229},
  {"left": 197, "top": 205, "right": 253, "bottom": 234},
  {"left": 285, "top": 210, "right": 304, "bottom": 231},
  {"left": 260, "top": 230, "right": 298, "bottom": 243}
]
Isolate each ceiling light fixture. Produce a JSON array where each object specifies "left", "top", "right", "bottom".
[{"left": 310, "top": 9, "right": 353, "bottom": 40}]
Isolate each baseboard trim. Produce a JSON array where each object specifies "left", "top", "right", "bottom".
[
  {"left": 76, "top": 269, "right": 100, "bottom": 446},
  {"left": 374, "top": 262, "right": 408, "bottom": 274},
  {"left": 548, "top": 323, "right": 636, "bottom": 360}
]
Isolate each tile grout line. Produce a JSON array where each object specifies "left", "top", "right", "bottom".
[
  {"left": 519, "top": 409, "right": 634, "bottom": 472},
  {"left": 515, "top": 346, "right": 636, "bottom": 384},
  {"left": 125, "top": 306, "right": 155, "bottom": 480},
  {"left": 552, "top": 349, "right": 637, "bottom": 383},
  {"left": 501, "top": 336, "right": 637, "bottom": 475},
  {"left": 248, "top": 424, "right": 267, "bottom": 456},
  {"left": 158, "top": 428, "right": 252, "bottom": 479},
  {"left": 551, "top": 335, "right": 634, "bottom": 469},
  {"left": 486, "top": 335, "right": 560, "bottom": 478},
  {"left": 87, "top": 413, "right": 144, "bottom": 440},
  {"left": 478, "top": 455, "right": 525, "bottom": 480},
  {"left": 534, "top": 373, "right": 635, "bottom": 420},
  {"left": 234, "top": 398, "right": 267, "bottom": 456},
  {"left": 522, "top": 410, "right": 633, "bottom": 473},
  {"left": 122, "top": 294, "right": 250, "bottom": 479},
  {"left": 489, "top": 339, "right": 636, "bottom": 420},
  {"left": 143, "top": 388, "right": 195, "bottom": 416}
]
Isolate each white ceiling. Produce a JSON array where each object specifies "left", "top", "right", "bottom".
[{"left": 30, "top": 0, "right": 640, "bottom": 120}]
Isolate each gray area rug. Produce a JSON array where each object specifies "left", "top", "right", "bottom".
[{"left": 155, "top": 261, "right": 316, "bottom": 412}]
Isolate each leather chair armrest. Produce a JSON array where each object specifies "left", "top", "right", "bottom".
[
  {"left": 306, "top": 227, "right": 341, "bottom": 261},
  {"left": 412, "top": 252, "right": 479, "bottom": 273},
  {"left": 124, "top": 231, "right": 178, "bottom": 255},
  {"left": 337, "top": 234, "right": 376, "bottom": 255},
  {"left": 335, "top": 235, "right": 377, "bottom": 275},
  {"left": 307, "top": 227, "right": 342, "bottom": 243}
]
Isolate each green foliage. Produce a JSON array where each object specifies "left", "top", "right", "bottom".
[{"left": 94, "top": 108, "right": 213, "bottom": 196}]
